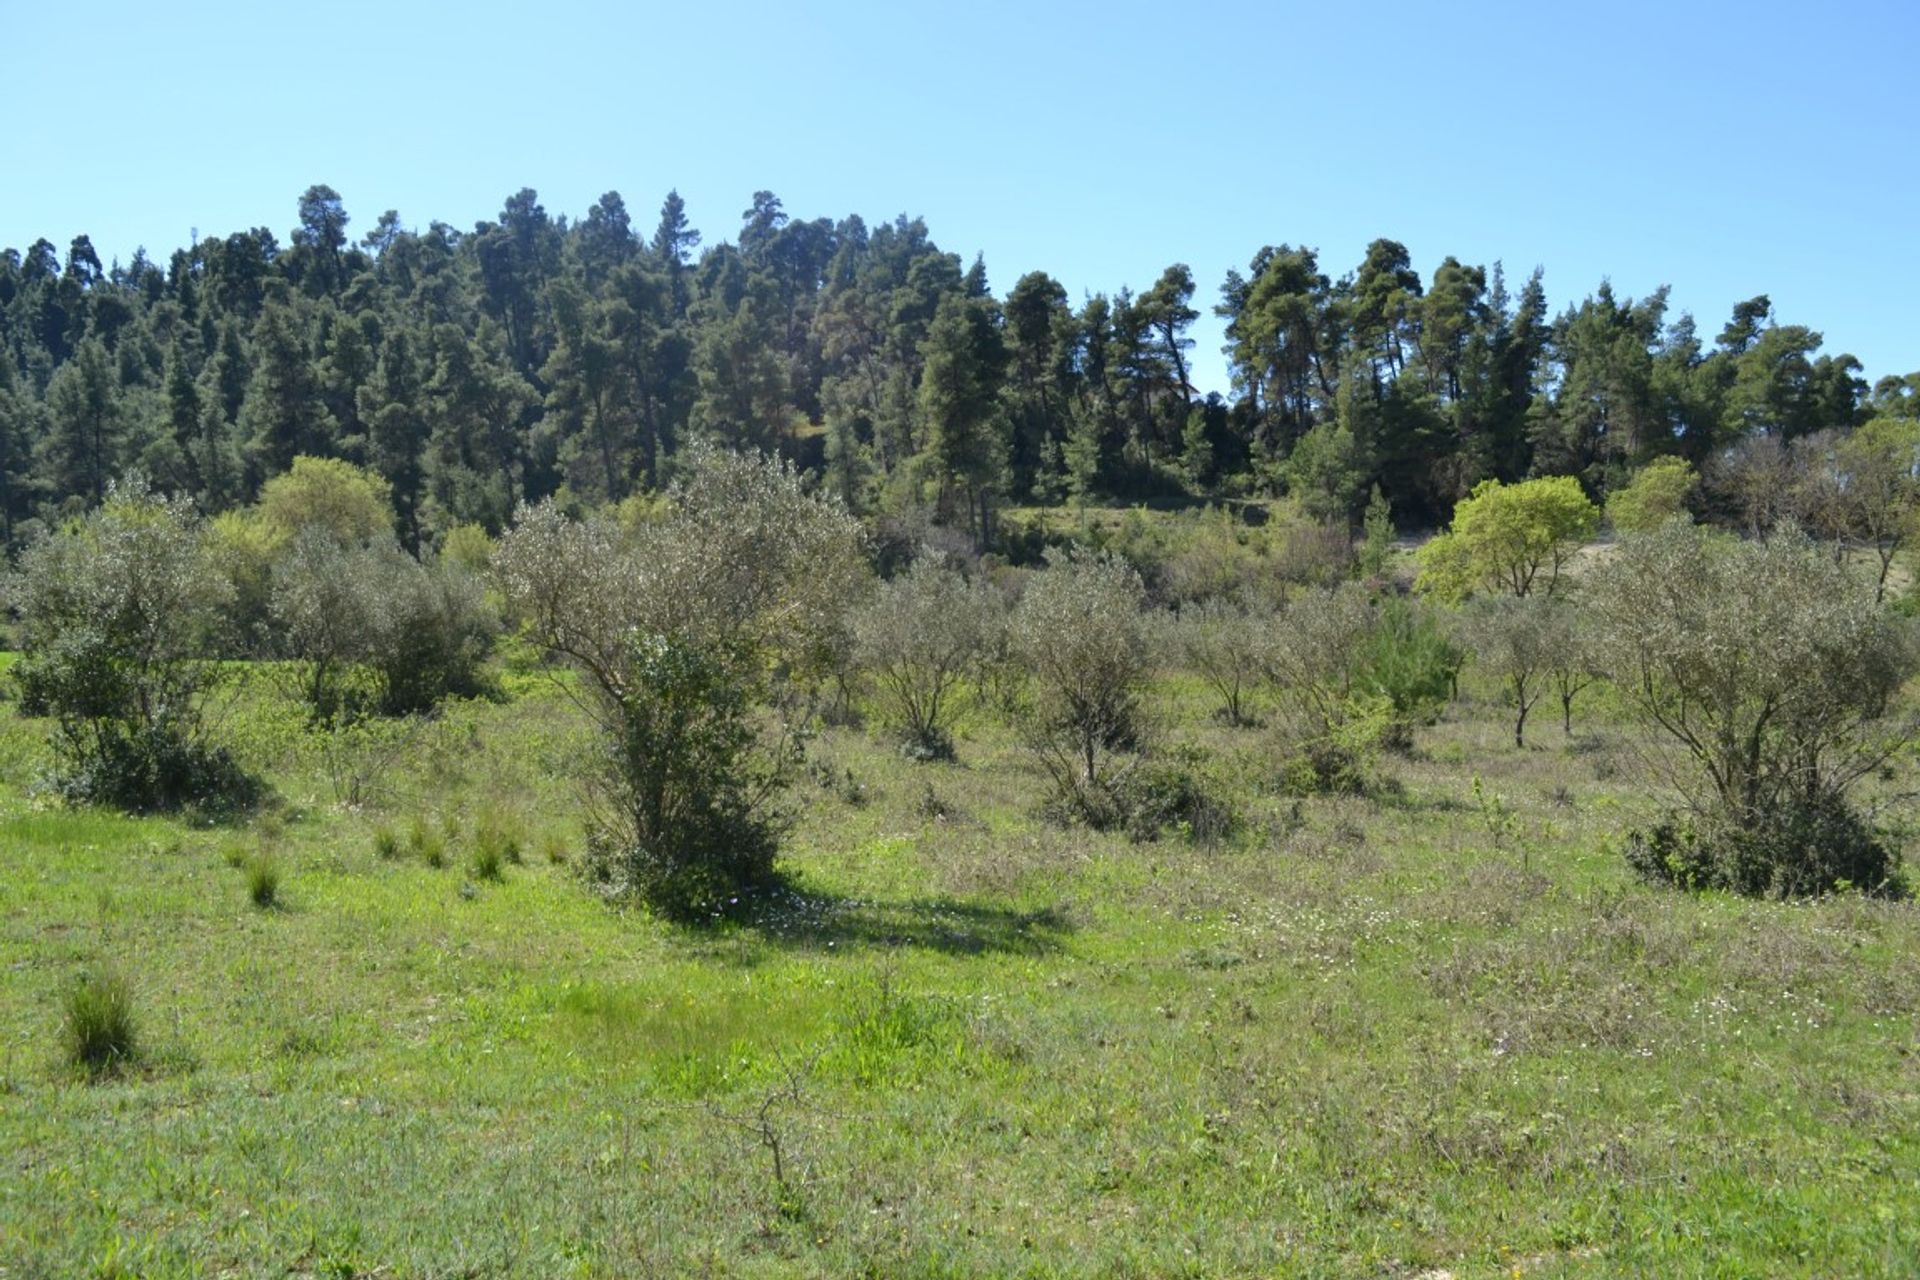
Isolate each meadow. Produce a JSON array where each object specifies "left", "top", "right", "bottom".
[{"left": 3, "top": 643, "right": 1918, "bottom": 1279}]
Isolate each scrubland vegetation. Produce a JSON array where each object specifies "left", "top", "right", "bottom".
[
  {"left": 3, "top": 440, "right": 1920, "bottom": 1278},
  {"left": 7, "top": 188, "right": 1920, "bottom": 1274}
]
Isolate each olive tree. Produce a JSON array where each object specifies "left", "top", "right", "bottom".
[
  {"left": 851, "top": 559, "right": 1001, "bottom": 760},
  {"left": 271, "top": 531, "right": 496, "bottom": 723},
  {"left": 1177, "top": 594, "right": 1275, "bottom": 727},
  {"left": 1011, "top": 547, "right": 1153, "bottom": 823},
  {"left": 1461, "top": 595, "right": 1555, "bottom": 748},
  {"left": 1264, "top": 583, "right": 1385, "bottom": 792},
  {"left": 10, "top": 477, "right": 255, "bottom": 813},
  {"left": 495, "top": 449, "right": 866, "bottom": 916},
  {"left": 1587, "top": 521, "right": 1917, "bottom": 896}
]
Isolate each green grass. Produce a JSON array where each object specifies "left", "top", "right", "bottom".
[{"left": 1, "top": 670, "right": 1918, "bottom": 1276}]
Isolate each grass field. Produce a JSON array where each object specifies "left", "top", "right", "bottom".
[{"left": 2, "top": 660, "right": 1918, "bottom": 1278}]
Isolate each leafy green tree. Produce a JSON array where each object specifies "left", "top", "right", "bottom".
[
  {"left": 1416, "top": 475, "right": 1599, "bottom": 601},
  {"left": 1607, "top": 456, "right": 1697, "bottom": 533}
]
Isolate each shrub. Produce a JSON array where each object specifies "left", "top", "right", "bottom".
[
  {"left": 10, "top": 477, "right": 258, "bottom": 815},
  {"left": 1265, "top": 584, "right": 1387, "bottom": 792},
  {"left": 1590, "top": 522, "right": 1918, "bottom": 896},
  {"left": 1625, "top": 789, "right": 1902, "bottom": 899},
  {"left": 1357, "top": 596, "right": 1460, "bottom": 748},
  {"left": 495, "top": 448, "right": 866, "bottom": 918},
  {"left": 1011, "top": 547, "right": 1153, "bottom": 824},
  {"left": 1178, "top": 595, "right": 1275, "bottom": 727},
  {"left": 63, "top": 969, "right": 137, "bottom": 1075},
  {"left": 1118, "top": 745, "right": 1239, "bottom": 844},
  {"left": 272, "top": 535, "right": 496, "bottom": 723},
  {"left": 1606, "top": 457, "right": 1697, "bottom": 534},
  {"left": 852, "top": 559, "right": 1001, "bottom": 761}
]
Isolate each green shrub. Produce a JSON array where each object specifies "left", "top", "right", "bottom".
[
  {"left": 11, "top": 477, "right": 259, "bottom": 816},
  {"left": 1119, "top": 746, "right": 1238, "bottom": 844},
  {"left": 1358, "top": 597, "right": 1460, "bottom": 748},
  {"left": 1626, "top": 789, "right": 1904, "bottom": 899},
  {"left": 63, "top": 969, "right": 137, "bottom": 1075}
]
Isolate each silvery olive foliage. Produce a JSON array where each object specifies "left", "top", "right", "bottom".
[
  {"left": 1177, "top": 594, "right": 1276, "bottom": 728},
  {"left": 1587, "top": 520, "right": 1918, "bottom": 895},
  {"left": 1010, "top": 547, "right": 1154, "bottom": 823},
  {"left": 10, "top": 477, "right": 256, "bottom": 813},
  {"left": 851, "top": 559, "right": 1003, "bottom": 761},
  {"left": 271, "top": 533, "right": 495, "bottom": 722},
  {"left": 495, "top": 448, "right": 867, "bottom": 916}
]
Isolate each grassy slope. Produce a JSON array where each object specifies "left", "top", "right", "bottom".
[{"left": 1, "top": 666, "right": 1918, "bottom": 1279}]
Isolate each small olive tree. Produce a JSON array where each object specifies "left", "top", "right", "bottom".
[
  {"left": 851, "top": 559, "right": 1001, "bottom": 760},
  {"left": 1264, "top": 583, "right": 1386, "bottom": 792},
  {"left": 1011, "top": 547, "right": 1153, "bottom": 824},
  {"left": 1587, "top": 521, "right": 1917, "bottom": 896},
  {"left": 1178, "top": 594, "right": 1276, "bottom": 727},
  {"left": 10, "top": 477, "right": 255, "bottom": 813},
  {"left": 272, "top": 533, "right": 497, "bottom": 723},
  {"left": 1461, "top": 595, "right": 1555, "bottom": 748},
  {"left": 495, "top": 449, "right": 866, "bottom": 916}
]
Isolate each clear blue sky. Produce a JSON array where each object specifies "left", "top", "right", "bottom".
[{"left": 5, "top": 0, "right": 1915, "bottom": 394}]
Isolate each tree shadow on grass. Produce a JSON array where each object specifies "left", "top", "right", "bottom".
[{"left": 725, "top": 881, "right": 1072, "bottom": 957}]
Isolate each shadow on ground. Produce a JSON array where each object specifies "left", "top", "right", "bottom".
[{"left": 726, "top": 884, "right": 1072, "bottom": 956}]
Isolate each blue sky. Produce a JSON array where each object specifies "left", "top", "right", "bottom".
[{"left": 5, "top": 0, "right": 1915, "bottom": 394}]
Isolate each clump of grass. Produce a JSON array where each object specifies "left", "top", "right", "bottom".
[
  {"left": 246, "top": 854, "right": 280, "bottom": 909},
  {"left": 470, "top": 840, "right": 504, "bottom": 882},
  {"left": 540, "top": 831, "right": 569, "bottom": 866},
  {"left": 473, "top": 805, "right": 525, "bottom": 869},
  {"left": 407, "top": 815, "right": 446, "bottom": 868},
  {"left": 371, "top": 826, "right": 401, "bottom": 860},
  {"left": 221, "top": 842, "right": 249, "bottom": 870},
  {"left": 63, "top": 970, "right": 137, "bottom": 1076}
]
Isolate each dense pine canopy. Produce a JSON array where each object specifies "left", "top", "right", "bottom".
[{"left": 2, "top": 183, "right": 1910, "bottom": 547}]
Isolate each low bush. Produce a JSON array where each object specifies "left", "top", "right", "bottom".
[{"left": 1626, "top": 790, "right": 1904, "bottom": 899}]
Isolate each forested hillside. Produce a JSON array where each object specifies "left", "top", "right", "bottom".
[{"left": 4, "top": 184, "right": 1911, "bottom": 549}]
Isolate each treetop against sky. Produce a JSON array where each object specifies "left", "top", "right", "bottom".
[{"left": 4, "top": 0, "right": 1916, "bottom": 392}]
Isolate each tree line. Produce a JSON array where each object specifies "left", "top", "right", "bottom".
[{"left": 5, "top": 184, "right": 1915, "bottom": 549}]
